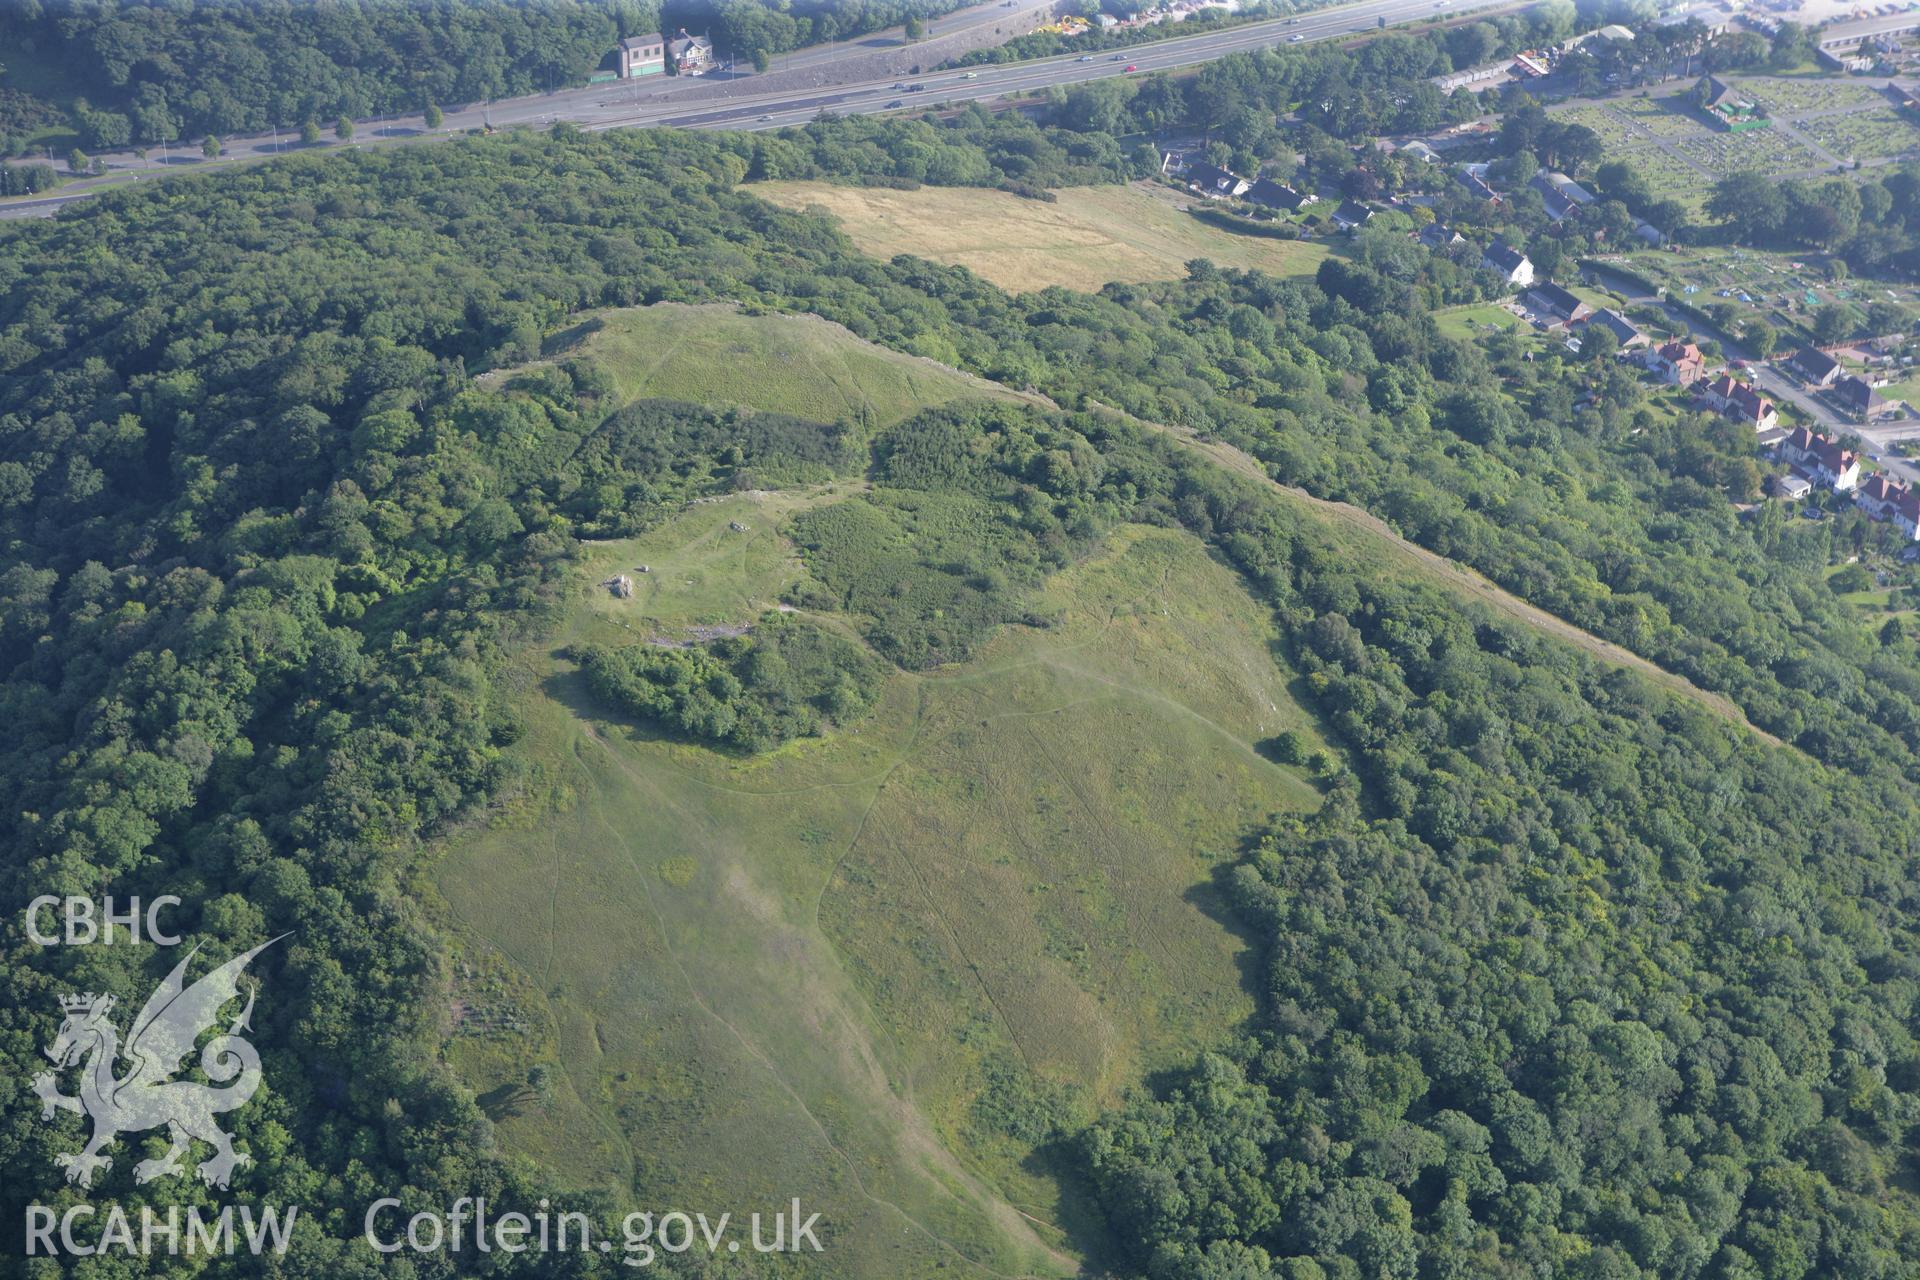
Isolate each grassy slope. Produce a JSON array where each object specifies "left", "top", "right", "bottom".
[
  {"left": 435, "top": 306, "right": 1325, "bottom": 1278},
  {"left": 493, "top": 301, "right": 1045, "bottom": 428},
  {"left": 435, "top": 500, "right": 1322, "bottom": 1279},
  {"left": 750, "top": 180, "right": 1331, "bottom": 293},
  {"left": 1123, "top": 407, "right": 1786, "bottom": 745},
  {"left": 432, "top": 305, "right": 1790, "bottom": 1279}
]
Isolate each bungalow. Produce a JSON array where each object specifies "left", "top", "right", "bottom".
[
  {"left": 1835, "top": 374, "right": 1890, "bottom": 421},
  {"left": 618, "top": 34, "right": 667, "bottom": 77},
  {"left": 1401, "top": 141, "right": 1442, "bottom": 164},
  {"left": 1855, "top": 472, "right": 1910, "bottom": 521},
  {"left": 1186, "top": 163, "right": 1250, "bottom": 200},
  {"left": 1417, "top": 222, "right": 1465, "bottom": 250},
  {"left": 1790, "top": 346, "right": 1843, "bottom": 387},
  {"left": 1581, "top": 308, "right": 1648, "bottom": 350},
  {"left": 1695, "top": 374, "right": 1779, "bottom": 430},
  {"left": 1243, "top": 178, "right": 1313, "bottom": 211},
  {"left": 1481, "top": 242, "right": 1535, "bottom": 288},
  {"left": 1778, "top": 425, "right": 1861, "bottom": 491},
  {"left": 1525, "top": 282, "right": 1594, "bottom": 325},
  {"left": 1646, "top": 340, "right": 1709, "bottom": 387},
  {"left": 1330, "top": 200, "right": 1376, "bottom": 230},
  {"left": 1433, "top": 64, "right": 1508, "bottom": 94}
]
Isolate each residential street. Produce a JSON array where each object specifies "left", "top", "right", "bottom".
[{"left": 1587, "top": 262, "right": 1920, "bottom": 486}]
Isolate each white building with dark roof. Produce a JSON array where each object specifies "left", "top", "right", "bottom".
[{"left": 1481, "top": 242, "right": 1534, "bottom": 288}]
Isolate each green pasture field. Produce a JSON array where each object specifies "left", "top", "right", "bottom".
[
  {"left": 751, "top": 179, "right": 1331, "bottom": 293},
  {"left": 1434, "top": 302, "right": 1525, "bottom": 340}
]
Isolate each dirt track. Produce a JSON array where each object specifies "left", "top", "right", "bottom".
[{"left": 1116, "top": 410, "right": 1788, "bottom": 748}]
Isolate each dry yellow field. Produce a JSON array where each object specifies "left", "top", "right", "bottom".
[{"left": 753, "top": 179, "right": 1330, "bottom": 293}]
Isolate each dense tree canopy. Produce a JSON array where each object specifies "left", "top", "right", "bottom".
[
  {"left": 580, "top": 612, "right": 884, "bottom": 751},
  {"left": 0, "top": 0, "right": 981, "bottom": 149},
  {"left": 2, "top": 0, "right": 655, "bottom": 144},
  {"left": 4, "top": 34, "right": 1920, "bottom": 1270}
]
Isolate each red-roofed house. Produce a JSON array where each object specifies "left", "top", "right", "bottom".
[
  {"left": 1695, "top": 375, "right": 1778, "bottom": 430},
  {"left": 1856, "top": 474, "right": 1920, "bottom": 540},
  {"left": 1856, "top": 472, "right": 1908, "bottom": 519},
  {"left": 1778, "top": 426, "right": 1861, "bottom": 492},
  {"left": 1646, "top": 340, "right": 1708, "bottom": 387},
  {"left": 1895, "top": 488, "right": 1920, "bottom": 542}
]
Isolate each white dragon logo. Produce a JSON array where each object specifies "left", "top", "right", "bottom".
[{"left": 32, "top": 936, "right": 285, "bottom": 1191}]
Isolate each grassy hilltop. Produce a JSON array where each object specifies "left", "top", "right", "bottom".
[
  {"left": 434, "top": 307, "right": 1327, "bottom": 1277},
  {"left": 429, "top": 302, "right": 1800, "bottom": 1277}
]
